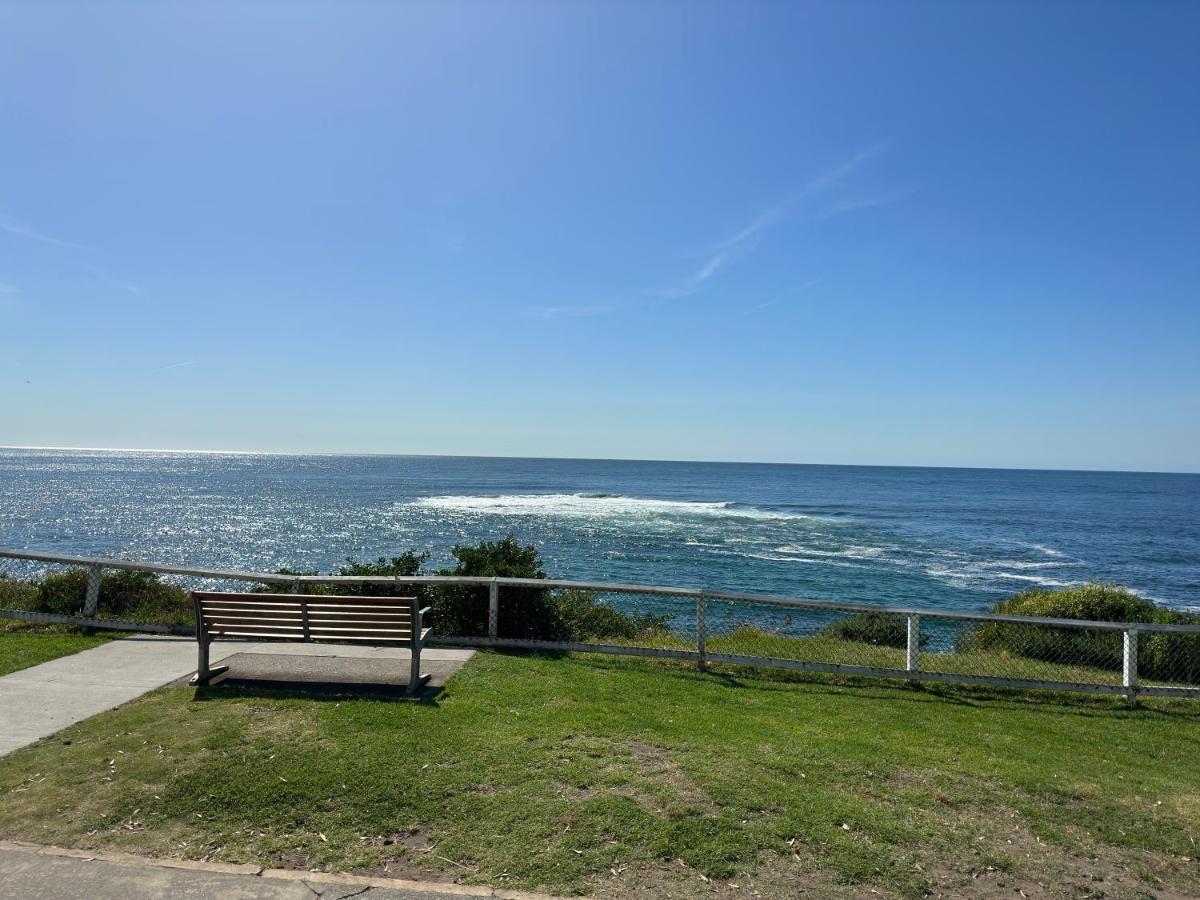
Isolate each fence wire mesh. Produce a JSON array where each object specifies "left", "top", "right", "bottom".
[
  {"left": 922, "top": 618, "right": 1123, "bottom": 687},
  {"left": 553, "top": 588, "right": 697, "bottom": 652},
  {"left": 0, "top": 555, "right": 71, "bottom": 625},
  {"left": 2, "top": 550, "right": 1199, "bottom": 697},
  {"left": 0, "top": 555, "right": 278, "bottom": 631},
  {"left": 702, "top": 598, "right": 910, "bottom": 670}
]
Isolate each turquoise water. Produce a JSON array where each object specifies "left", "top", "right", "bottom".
[{"left": 0, "top": 448, "right": 1197, "bottom": 614}]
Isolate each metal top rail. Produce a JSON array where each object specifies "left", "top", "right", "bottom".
[{"left": 2, "top": 546, "right": 1198, "bottom": 635}]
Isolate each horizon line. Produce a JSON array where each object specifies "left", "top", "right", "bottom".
[{"left": 1, "top": 444, "right": 1196, "bottom": 478}]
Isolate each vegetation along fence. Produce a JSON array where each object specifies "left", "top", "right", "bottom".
[{"left": 2, "top": 547, "right": 1199, "bottom": 703}]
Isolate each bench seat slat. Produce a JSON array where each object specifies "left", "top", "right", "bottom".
[
  {"left": 202, "top": 607, "right": 413, "bottom": 620},
  {"left": 204, "top": 624, "right": 415, "bottom": 638},
  {"left": 208, "top": 630, "right": 415, "bottom": 643},
  {"left": 196, "top": 593, "right": 414, "bottom": 606},
  {"left": 200, "top": 602, "right": 415, "bottom": 613},
  {"left": 300, "top": 603, "right": 415, "bottom": 612},
  {"left": 205, "top": 619, "right": 413, "bottom": 634},
  {"left": 198, "top": 607, "right": 411, "bottom": 617},
  {"left": 202, "top": 619, "right": 304, "bottom": 628},
  {"left": 304, "top": 627, "right": 414, "bottom": 639}
]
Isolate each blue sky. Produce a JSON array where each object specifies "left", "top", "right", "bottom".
[{"left": 2, "top": 2, "right": 1198, "bottom": 471}]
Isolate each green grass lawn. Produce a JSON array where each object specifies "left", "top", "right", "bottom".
[
  {"left": 0, "top": 651, "right": 1196, "bottom": 898},
  {"left": 0, "top": 624, "right": 109, "bottom": 676}
]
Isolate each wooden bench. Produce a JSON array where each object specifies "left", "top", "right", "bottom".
[{"left": 190, "top": 591, "right": 433, "bottom": 694}]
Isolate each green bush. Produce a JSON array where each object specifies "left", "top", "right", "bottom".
[
  {"left": 961, "top": 583, "right": 1200, "bottom": 684},
  {"left": 0, "top": 577, "right": 39, "bottom": 610},
  {"left": 33, "top": 568, "right": 190, "bottom": 625},
  {"left": 251, "top": 567, "right": 327, "bottom": 595},
  {"left": 554, "top": 588, "right": 670, "bottom": 641},
  {"left": 254, "top": 555, "right": 428, "bottom": 597},
  {"left": 99, "top": 570, "right": 190, "bottom": 623},
  {"left": 334, "top": 553, "right": 428, "bottom": 598},
  {"left": 428, "top": 536, "right": 670, "bottom": 642},
  {"left": 985, "top": 582, "right": 1163, "bottom": 623},
  {"left": 819, "top": 611, "right": 923, "bottom": 649},
  {"left": 430, "top": 536, "right": 559, "bottom": 640},
  {"left": 36, "top": 570, "right": 91, "bottom": 616}
]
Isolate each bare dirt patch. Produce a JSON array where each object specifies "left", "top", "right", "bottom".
[
  {"left": 920, "top": 820, "right": 1199, "bottom": 899},
  {"left": 625, "top": 740, "right": 718, "bottom": 815},
  {"left": 586, "top": 850, "right": 889, "bottom": 899}
]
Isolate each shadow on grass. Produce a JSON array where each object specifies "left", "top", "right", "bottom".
[
  {"left": 543, "top": 649, "right": 1200, "bottom": 721},
  {"left": 189, "top": 677, "right": 444, "bottom": 705}
]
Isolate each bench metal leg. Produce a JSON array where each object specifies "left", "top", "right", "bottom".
[
  {"left": 407, "top": 645, "right": 430, "bottom": 695},
  {"left": 190, "top": 636, "right": 228, "bottom": 686}
]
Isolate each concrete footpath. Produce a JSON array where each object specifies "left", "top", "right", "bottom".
[
  {"left": 0, "top": 636, "right": 475, "bottom": 756},
  {"left": 0, "top": 842, "right": 567, "bottom": 900}
]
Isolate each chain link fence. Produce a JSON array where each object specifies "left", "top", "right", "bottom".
[
  {"left": 0, "top": 551, "right": 285, "bottom": 634},
  {"left": 2, "top": 549, "right": 1198, "bottom": 701}
]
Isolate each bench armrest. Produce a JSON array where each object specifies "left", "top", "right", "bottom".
[{"left": 418, "top": 606, "right": 432, "bottom": 616}]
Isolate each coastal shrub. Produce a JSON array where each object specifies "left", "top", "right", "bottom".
[
  {"left": 254, "top": 555, "right": 428, "bottom": 597},
  {"left": 36, "top": 570, "right": 90, "bottom": 616},
  {"left": 819, "top": 611, "right": 922, "bottom": 649},
  {"left": 554, "top": 588, "right": 670, "bottom": 641},
  {"left": 960, "top": 583, "right": 1200, "bottom": 684},
  {"left": 34, "top": 568, "right": 189, "bottom": 624},
  {"left": 334, "top": 553, "right": 428, "bottom": 598},
  {"left": 252, "top": 567, "right": 327, "bottom": 596},
  {"left": 429, "top": 536, "right": 670, "bottom": 641},
  {"left": 0, "top": 576, "right": 40, "bottom": 610},
  {"left": 985, "top": 582, "right": 1162, "bottom": 623},
  {"left": 431, "top": 536, "right": 558, "bottom": 639},
  {"left": 97, "top": 570, "right": 190, "bottom": 623}
]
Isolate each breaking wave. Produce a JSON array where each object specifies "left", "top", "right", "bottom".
[{"left": 408, "top": 493, "right": 804, "bottom": 520}]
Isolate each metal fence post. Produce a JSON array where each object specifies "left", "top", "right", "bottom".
[
  {"left": 291, "top": 577, "right": 301, "bottom": 595},
  {"left": 906, "top": 614, "right": 920, "bottom": 681},
  {"left": 488, "top": 579, "right": 499, "bottom": 639},
  {"left": 697, "top": 594, "right": 707, "bottom": 671},
  {"left": 83, "top": 564, "right": 103, "bottom": 616},
  {"left": 1123, "top": 627, "right": 1139, "bottom": 705}
]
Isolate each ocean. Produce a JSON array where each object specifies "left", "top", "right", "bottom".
[{"left": 0, "top": 448, "right": 1197, "bottom": 615}]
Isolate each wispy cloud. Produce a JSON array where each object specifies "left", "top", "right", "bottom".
[
  {"left": 737, "top": 277, "right": 823, "bottom": 318},
  {"left": 525, "top": 304, "right": 615, "bottom": 319},
  {"left": 654, "top": 141, "right": 892, "bottom": 302},
  {"left": 800, "top": 140, "right": 892, "bottom": 197},
  {"left": 0, "top": 216, "right": 92, "bottom": 251},
  {"left": 155, "top": 360, "right": 198, "bottom": 371},
  {"left": 652, "top": 209, "right": 784, "bottom": 302},
  {"left": 0, "top": 282, "right": 20, "bottom": 295},
  {"left": 83, "top": 263, "right": 145, "bottom": 297},
  {"left": 820, "top": 189, "right": 913, "bottom": 220},
  {"left": 2, "top": 214, "right": 149, "bottom": 300}
]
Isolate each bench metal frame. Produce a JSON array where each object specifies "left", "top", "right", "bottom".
[{"left": 190, "top": 591, "right": 433, "bottom": 694}]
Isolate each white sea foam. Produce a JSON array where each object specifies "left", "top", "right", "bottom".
[
  {"left": 703, "top": 547, "right": 864, "bottom": 567},
  {"left": 775, "top": 544, "right": 887, "bottom": 560},
  {"left": 1029, "top": 543, "right": 1066, "bottom": 558},
  {"left": 925, "top": 564, "right": 1079, "bottom": 590},
  {"left": 408, "top": 493, "right": 798, "bottom": 520},
  {"left": 988, "top": 572, "right": 1075, "bottom": 587},
  {"left": 974, "top": 559, "right": 1075, "bottom": 571}
]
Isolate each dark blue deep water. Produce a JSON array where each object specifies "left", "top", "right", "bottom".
[{"left": 0, "top": 448, "right": 1197, "bottom": 614}]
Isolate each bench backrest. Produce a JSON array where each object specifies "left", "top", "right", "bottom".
[{"left": 193, "top": 592, "right": 420, "bottom": 644}]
